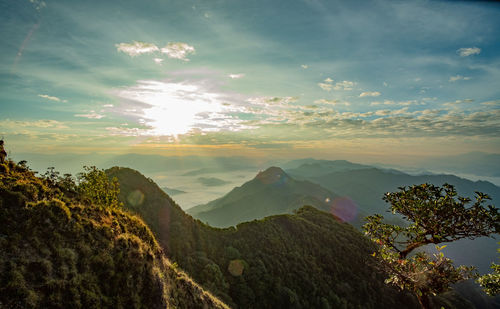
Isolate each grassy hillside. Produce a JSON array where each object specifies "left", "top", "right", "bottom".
[
  {"left": 187, "top": 167, "right": 338, "bottom": 227},
  {"left": 109, "top": 166, "right": 473, "bottom": 309},
  {"left": 0, "top": 160, "right": 227, "bottom": 309}
]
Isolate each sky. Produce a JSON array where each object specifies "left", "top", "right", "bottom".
[{"left": 1, "top": 0, "right": 500, "bottom": 166}]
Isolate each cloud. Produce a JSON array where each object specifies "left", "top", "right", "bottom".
[
  {"left": 153, "top": 58, "right": 164, "bottom": 64},
  {"left": 229, "top": 73, "right": 245, "bottom": 79},
  {"left": 161, "top": 42, "right": 195, "bottom": 61},
  {"left": 74, "top": 111, "right": 105, "bottom": 119},
  {"left": 481, "top": 100, "right": 500, "bottom": 107},
  {"left": 443, "top": 99, "right": 475, "bottom": 107},
  {"left": 314, "top": 99, "right": 350, "bottom": 106},
  {"left": 457, "top": 47, "right": 481, "bottom": 57},
  {"left": 359, "top": 91, "right": 381, "bottom": 97},
  {"left": 370, "top": 100, "right": 422, "bottom": 106},
  {"left": 333, "top": 80, "right": 355, "bottom": 91},
  {"left": 449, "top": 75, "right": 471, "bottom": 82},
  {"left": 38, "top": 94, "right": 67, "bottom": 102},
  {"left": 115, "top": 41, "right": 159, "bottom": 57},
  {"left": 317, "top": 78, "right": 358, "bottom": 92},
  {"left": 301, "top": 64, "right": 308, "bottom": 69},
  {"left": 106, "top": 127, "right": 147, "bottom": 136},
  {"left": 29, "top": 0, "right": 46, "bottom": 11},
  {"left": 247, "top": 96, "right": 298, "bottom": 107},
  {"left": 0, "top": 119, "right": 67, "bottom": 129},
  {"left": 318, "top": 82, "right": 332, "bottom": 91}
]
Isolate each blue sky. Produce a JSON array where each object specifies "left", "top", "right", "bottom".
[{"left": 1, "top": 0, "right": 499, "bottom": 164}]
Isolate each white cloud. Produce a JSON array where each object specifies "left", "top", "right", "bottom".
[
  {"left": 103, "top": 104, "right": 114, "bottom": 108},
  {"left": 359, "top": 91, "right": 381, "bottom": 97},
  {"left": 314, "top": 99, "right": 350, "bottom": 106},
  {"left": 318, "top": 82, "right": 332, "bottom": 91},
  {"left": 333, "top": 80, "right": 355, "bottom": 91},
  {"left": 481, "top": 100, "right": 500, "bottom": 106},
  {"left": 153, "top": 58, "right": 164, "bottom": 64},
  {"left": 301, "top": 64, "right": 308, "bottom": 69},
  {"left": 371, "top": 100, "right": 422, "bottom": 106},
  {"left": 115, "top": 41, "right": 159, "bottom": 57},
  {"left": 248, "top": 96, "right": 298, "bottom": 106},
  {"left": 449, "top": 75, "right": 471, "bottom": 82},
  {"left": 457, "top": 47, "right": 481, "bottom": 57},
  {"left": 318, "top": 79, "right": 355, "bottom": 91},
  {"left": 29, "top": 0, "right": 46, "bottom": 11},
  {"left": 161, "top": 42, "right": 195, "bottom": 61},
  {"left": 443, "top": 99, "right": 475, "bottom": 107},
  {"left": 0, "top": 119, "right": 67, "bottom": 129},
  {"left": 75, "top": 111, "right": 105, "bottom": 119},
  {"left": 106, "top": 127, "right": 147, "bottom": 136},
  {"left": 38, "top": 94, "right": 67, "bottom": 103},
  {"left": 229, "top": 73, "right": 245, "bottom": 79}
]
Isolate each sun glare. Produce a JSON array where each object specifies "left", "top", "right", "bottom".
[{"left": 117, "top": 80, "right": 229, "bottom": 136}]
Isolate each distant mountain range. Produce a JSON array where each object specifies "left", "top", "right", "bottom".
[
  {"left": 189, "top": 159, "right": 500, "bottom": 274},
  {"left": 187, "top": 167, "right": 338, "bottom": 227},
  {"left": 285, "top": 160, "right": 500, "bottom": 273}
]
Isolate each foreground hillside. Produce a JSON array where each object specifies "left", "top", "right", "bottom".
[
  {"left": 0, "top": 160, "right": 227, "bottom": 309},
  {"left": 108, "top": 166, "right": 472, "bottom": 309}
]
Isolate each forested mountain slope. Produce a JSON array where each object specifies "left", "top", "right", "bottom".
[{"left": 108, "top": 166, "right": 473, "bottom": 309}]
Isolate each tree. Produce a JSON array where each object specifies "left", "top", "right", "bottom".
[
  {"left": 477, "top": 243, "right": 500, "bottom": 296},
  {"left": 77, "top": 166, "right": 122, "bottom": 209},
  {"left": 363, "top": 183, "right": 499, "bottom": 309}
]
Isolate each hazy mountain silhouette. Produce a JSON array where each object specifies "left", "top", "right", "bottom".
[{"left": 187, "top": 167, "right": 340, "bottom": 227}]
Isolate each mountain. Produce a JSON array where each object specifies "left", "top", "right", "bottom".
[
  {"left": 187, "top": 167, "right": 339, "bottom": 227},
  {"left": 0, "top": 160, "right": 227, "bottom": 308},
  {"left": 198, "top": 177, "right": 230, "bottom": 187},
  {"left": 284, "top": 159, "right": 372, "bottom": 177},
  {"left": 161, "top": 186, "right": 187, "bottom": 195},
  {"left": 285, "top": 160, "right": 500, "bottom": 274},
  {"left": 109, "top": 166, "right": 473, "bottom": 309}
]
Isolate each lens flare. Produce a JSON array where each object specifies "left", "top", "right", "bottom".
[
  {"left": 228, "top": 259, "right": 245, "bottom": 276},
  {"left": 127, "top": 189, "right": 144, "bottom": 207},
  {"left": 330, "top": 197, "right": 357, "bottom": 222}
]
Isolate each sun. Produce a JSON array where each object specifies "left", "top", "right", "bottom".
[{"left": 118, "top": 80, "right": 227, "bottom": 136}]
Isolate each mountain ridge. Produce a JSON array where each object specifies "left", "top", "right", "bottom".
[{"left": 187, "top": 166, "right": 339, "bottom": 227}]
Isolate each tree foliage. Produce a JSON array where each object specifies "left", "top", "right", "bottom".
[
  {"left": 477, "top": 244, "right": 500, "bottom": 296},
  {"left": 364, "top": 183, "right": 499, "bottom": 309},
  {"left": 77, "top": 166, "right": 122, "bottom": 209}
]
